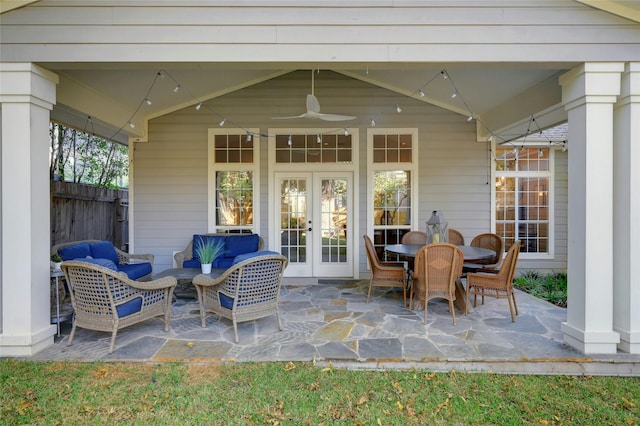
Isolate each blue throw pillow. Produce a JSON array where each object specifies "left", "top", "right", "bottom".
[
  {"left": 58, "top": 243, "right": 91, "bottom": 261},
  {"left": 89, "top": 241, "right": 120, "bottom": 265},
  {"left": 232, "top": 250, "right": 281, "bottom": 266},
  {"left": 117, "top": 263, "right": 152, "bottom": 281},
  {"left": 225, "top": 234, "right": 260, "bottom": 257},
  {"left": 192, "top": 235, "right": 225, "bottom": 264},
  {"left": 74, "top": 257, "right": 118, "bottom": 271}
]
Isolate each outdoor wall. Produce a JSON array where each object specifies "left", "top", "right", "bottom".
[{"left": 134, "top": 71, "right": 567, "bottom": 276}]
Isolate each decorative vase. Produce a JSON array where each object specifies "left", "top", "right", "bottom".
[
  {"left": 201, "top": 263, "right": 212, "bottom": 274},
  {"left": 50, "top": 261, "right": 62, "bottom": 271}
]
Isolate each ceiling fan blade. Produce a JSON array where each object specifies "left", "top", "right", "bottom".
[
  {"left": 306, "top": 94, "right": 321, "bottom": 114},
  {"left": 271, "top": 113, "right": 307, "bottom": 120},
  {"left": 316, "top": 113, "right": 357, "bottom": 122}
]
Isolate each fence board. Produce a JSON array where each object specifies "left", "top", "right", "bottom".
[{"left": 50, "top": 181, "right": 129, "bottom": 251}]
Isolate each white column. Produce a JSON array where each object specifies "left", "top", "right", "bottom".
[
  {"left": 613, "top": 63, "right": 640, "bottom": 353},
  {"left": 559, "top": 63, "right": 623, "bottom": 354},
  {"left": 0, "top": 63, "right": 58, "bottom": 356}
]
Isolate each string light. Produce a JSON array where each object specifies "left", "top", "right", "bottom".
[
  {"left": 246, "top": 132, "right": 252, "bottom": 142},
  {"left": 344, "top": 128, "right": 349, "bottom": 136},
  {"left": 219, "top": 118, "right": 226, "bottom": 127},
  {"left": 395, "top": 104, "right": 402, "bottom": 113},
  {"left": 173, "top": 85, "right": 180, "bottom": 93},
  {"left": 451, "top": 91, "right": 458, "bottom": 99},
  {"left": 144, "top": 98, "right": 152, "bottom": 105},
  {"left": 370, "top": 118, "right": 376, "bottom": 127},
  {"left": 467, "top": 115, "right": 474, "bottom": 122},
  {"left": 317, "top": 134, "right": 321, "bottom": 143},
  {"left": 195, "top": 102, "right": 202, "bottom": 111},
  {"left": 288, "top": 135, "right": 292, "bottom": 146},
  {"left": 419, "top": 89, "right": 425, "bottom": 97},
  {"left": 128, "top": 121, "right": 135, "bottom": 128}
]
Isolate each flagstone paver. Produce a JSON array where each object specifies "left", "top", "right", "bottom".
[{"left": 17, "top": 280, "right": 640, "bottom": 375}]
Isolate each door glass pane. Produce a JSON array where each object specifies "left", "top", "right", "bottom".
[
  {"left": 373, "top": 170, "right": 411, "bottom": 259},
  {"left": 280, "top": 179, "right": 307, "bottom": 263},
  {"left": 320, "top": 178, "right": 348, "bottom": 263}
]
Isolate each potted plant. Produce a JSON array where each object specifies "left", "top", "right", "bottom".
[
  {"left": 193, "top": 237, "right": 224, "bottom": 274},
  {"left": 50, "top": 253, "right": 63, "bottom": 271}
]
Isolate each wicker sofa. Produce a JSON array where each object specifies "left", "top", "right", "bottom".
[
  {"left": 174, "top": 233, "right": 264, "bottom": 269},
  {"left": 52, "top": 240, "right": 154, "bottom": 281}
]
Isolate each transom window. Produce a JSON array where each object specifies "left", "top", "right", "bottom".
[
  {"left": 275, "top": 134, "right": 352, "bottom": 163},
  {"left": 494, "top": 146, "right": 552, "bottom": 255}
]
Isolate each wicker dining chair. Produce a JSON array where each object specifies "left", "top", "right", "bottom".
[
  {"left": 466, "top": 240, "right": 521, "bottom": 321},
  {"left": 192, "top": 252, "right": 288, "bottom": 342},
  {"left": 401, "top": 231, "right": 427, "bottom": 245},
  {"left": 61, "top": 260, "right": 177, "bottom": 353},
  {"left": 410, "top": 243, "right": 464, "bottom": 324},
  {"left": 448, "top": 229, "right": 465, "bottom": 246},
  {"left": 363, "top": 235, "right": 407, "bottom": 306}
]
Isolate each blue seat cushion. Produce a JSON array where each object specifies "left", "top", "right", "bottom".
[
  {"left": 89, "top": 241, "right": 120, "bottom": 265},
  {"left": 59, "top": 243, "right": 91, "bottom": 261},
  {"left": 192, "top": 235, "right": 225, "bottom": 264},
  {"left": 215, "top": 257, "right": 234, "bottom": 268},
  {"left": 74, "top": 257, "right": 118, "bottom": 271},
  {"left": 219, "top": 292, "right": 234, "bottom": 309},
  {"left": 117, "top": 263, "right": 152, "bottom": 280},
  {"left": 232, "top": 250, "right": 281, "bottom": 265},
  {"left": 225, "top": 234, "right": 260, "bottom": 257},
  {"left": 115, "top": 297, "right": 143, "bottom": 317},
  {"left": 183, "top": 258, "right": 201, "bottom": 268}
]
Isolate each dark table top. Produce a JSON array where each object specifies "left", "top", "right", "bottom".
[
  {"left": 152, "top": 267, "right": 225, "bottom": 281},
  {"left": 384, "top": 244, "right": 495, "bottom": 261}
]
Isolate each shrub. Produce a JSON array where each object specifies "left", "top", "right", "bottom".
[{"left": 514, "top": 270, "right": 567, "bottom": 307}]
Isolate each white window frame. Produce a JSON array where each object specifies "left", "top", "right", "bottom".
[
  {"left": 207, "top": 128, "right": 260, "bottom": 233},
  {"left": 491, "top": 143, "right": 555, "bottom": 260},
  {"left": 366, "top": 128, "right": 419, "bottom": 247}
]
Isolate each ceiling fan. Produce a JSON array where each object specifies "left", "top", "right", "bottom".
[{"left": 272, "top": 71, "right": 356, "bottom": 122}]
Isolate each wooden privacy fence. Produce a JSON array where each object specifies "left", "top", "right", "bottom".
[{"left": 50, "top": 181, "right": 129, "bottom": 251}]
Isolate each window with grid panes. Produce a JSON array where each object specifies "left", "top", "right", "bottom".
[
  {"left": 494, "top": 146, "right": 552, "bottom": 255},
  {"left": 212, "top": 133, "right": 256, "bottom": 234},
  {"left": 369, "top": 131, "right": 416, "bottom": 261}
]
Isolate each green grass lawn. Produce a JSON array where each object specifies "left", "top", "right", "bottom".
[{"left": 2, "top": 360, "right": 638, "bottom": 425}]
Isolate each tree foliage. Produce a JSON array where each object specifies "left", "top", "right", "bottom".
[{"left": 49, "top": 122, "right": 129, "bottom": 188}]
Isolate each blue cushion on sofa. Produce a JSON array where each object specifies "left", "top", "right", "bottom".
[
  {"left": 225, "top": 234, "right": 260, "bottom": 257},
  {"left": 74, "top": 257, "right": 118, "bottom": 271},
  {"left": 183, "top": 258, "right": 201, "bottom": 268},
  {"left": 117, "top": 263, "right": 152, "bottom": 280},
  {"left": 89, "top": 241, "right": 120, "bottom": 265},
  {"left": 115, "top": 297, "right": 143, "bottom": 317},
  {"left": 59, "top": 243, "right": 91, "bottom": 261},
  {"left": 232, "top": 250, "right": 281, "bottom": 265}
]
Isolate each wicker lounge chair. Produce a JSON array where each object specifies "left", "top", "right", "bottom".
[
  {"left": 410, "top": 243, "right": 464, "bottom": 324},
  {"left": 466, "top": 240, "right": 521, "bottom": 321},
  {"left": 61, "top": 260, "right": 177, "bottom": 353},
  {"left": 364, "top": 235, "right": 407, "bottom": 306},
  {"left": 192, "top": 253, "right": 288, "bottom": 342}
]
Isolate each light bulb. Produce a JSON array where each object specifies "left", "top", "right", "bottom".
[
  {"left": 287, "top": 135, "right": 292, "bottom": 146},
  {"left": 173, "top": 85, "right": 180, "bottom": 93},
  {"left": 419, "top": 89, "right": 425, "bottom": 97},
  {"left": 246, "top": 133, "right": 252, "bottom": 142},
  {"left": 538, "top": 148, "right": 543, "bottom": 157},
  {"left": 395, "top": 104, "right": 402, "bottom": 113},
  {"left": 128, "top": 121, "right": 135, "bottom": 128},
  {"left": 195, "top": 102, "right": 202, "bottom": 111},
  {"left": 219, "top": 118, "right": 226, "bottom": 127},
  {"left": 441, "top": 71, "right": 448, "bottom": 79},
  {"left": 467, "top": 115, "right": 474, "bottom": 122},
  {"left": 487, "top": 134, "right": 493, "bottom": 142},
  {"left": 344, "top": 128, "right": 349, "bottom": 136},
  {"left": 317, "top": 134, "right": 321, "bottom": 143},
  {"left": 451, "top": 91, "right": 457, "bottom": 99},
  {"left": 370, "top": 118, "right": 376, "bottom": 127},
  {"left": 144, "top": 98, "right": 152, "bottom": 105}
]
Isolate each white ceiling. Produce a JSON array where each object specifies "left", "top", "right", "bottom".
[{"left": 45, "top": 61, "right": 574, "bottom": 144}]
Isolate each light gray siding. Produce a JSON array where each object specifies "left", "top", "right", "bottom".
[{"left": 134, "top": 71, "right": 498, "bottom": 274}]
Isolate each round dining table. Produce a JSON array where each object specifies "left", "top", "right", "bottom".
[
  {"left": 384, "top": 243, "right": 496, "bottom": 313},
  {"left": 384, "top": 243, "right": 495, "bottom": 261}
]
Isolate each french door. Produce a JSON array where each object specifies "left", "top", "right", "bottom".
[{"left": 276, "top": 172, "right": 353, "bottom": 277}]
